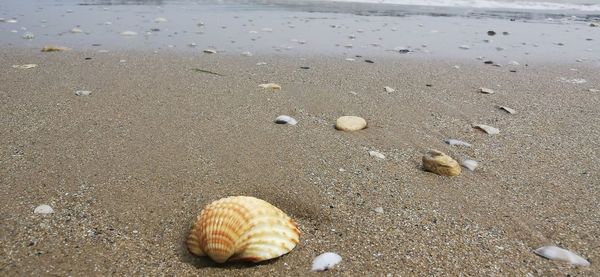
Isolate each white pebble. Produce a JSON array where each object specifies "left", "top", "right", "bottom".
[
  {"left": 75, "top": 90, "right": 92, "bottom": 96},
  {"left": 120, "top": 31, "right": 138, "bottom": 36},
  {"left": 384, "top": 86, "right": 395, "bottom": 93},
  {"left": 374, "top": 207, "right": 384, "bottom": 213},
  {"left": 368, "top": 150, "right": 385, "bottom": 160},
  {"left": 460, "top": 160, "right": 478, "bottom": 171},
  {"left": 312, "top": 252, "right": 342, "bottom": 271},
  {"left": 34, "top": 204, "right": 54, "bottom": 214},
  {"left": 534, "top": 246, "right": 590, "bottom": 266}
]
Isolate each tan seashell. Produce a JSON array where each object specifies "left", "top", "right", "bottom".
[
  {"left": 422, "top": 150, "right": 461, "bottom": 176},
  {"left": 259, "top": 83, "right": 281, "bottom": 90},
  {"left": 187, "top": 196, "right": 300, "bottom": 263},
  {"left": 335, "top": 116, "right": 367, "bottom": 131}
]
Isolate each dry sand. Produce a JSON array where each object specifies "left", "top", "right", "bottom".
[{"left": 1, "top": 48, "right": 599, "bottom": 276}]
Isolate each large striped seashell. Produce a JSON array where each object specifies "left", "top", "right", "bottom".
[{"left": 187, "top": 196, "right": 300, "bottom": 263}]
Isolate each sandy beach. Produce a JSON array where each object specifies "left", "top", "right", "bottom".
[
  {"left": 1, "top": 47, "right": 599, "bottom": 275},
  {"left": 1, "top": 0, "right": 600, "bottom": 275}
]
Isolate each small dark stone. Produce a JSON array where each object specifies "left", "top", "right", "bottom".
[
  {"left": 150, "top": 28, "right": 160, "bottom": 32},
  {"left": 398, "top": 49, "right": 410, "bottom": 54},
  {"left": 502, "top": 31, "right": 509, "bottom": 35},
  {"left": 300, "top": 66, "right": 310, "bottom": 69},
  {"left": 509, "top": 69, "right": 517, "bottom": 73},
  {"left": 487, "top": 30, "right": 496, "bottom": 36},
  {"left": 85, "top": 57, "right": 92, "bottom": 60},
  {"left": 355, "top": 55, "right": 362, "bottom": 58},
  {"left": 425, "top": 84, "right": 432, "bottom": 87},
  {"left": 510, "top": 18, "right": 516, "bottom": 21},
  {"left": 364, "top": 59, "right": 374, "bottom": 63},
  {"left": 484, "top": 60, "right": 494, "bottom": 64},
  {"left": 91, "top": 43, "right": 101, "bottom": 47}
]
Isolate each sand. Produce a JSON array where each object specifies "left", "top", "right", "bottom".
[{"left": 1, "top": 48, "right": 599, "bottom": 276}]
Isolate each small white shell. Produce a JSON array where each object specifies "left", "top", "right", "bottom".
[
  {"left": 473, "top": 124, "right": 499, "bottom": 135},
  {"left": 368, "top": 150, "right": 385, "bottom": 160},
  {"left": 460, "top": 160, "right": 478, "bottom": 171},
  {"left": 12, "top": 64, "right": 37, "bottom": 69},
  {"left": 275, "top": 115, "right": 297, "bottom": 125},
  {"left": 203, "top": 49, "right": 217, "bottom": 54},
  {"left": 34, "top": 204, "right": 54, "bottom": 214},
  {"left": 312, "top": 252, "right": 342, "bottom": 271},
  {"left": 384, "top": 86, "right": 395, "bottom": 93},
  {"left": 534, "top": 246, "right": 590, "bottom": 266},
  {"left": 445, "top": 139, "right": 472, "bottom": 147},
  {"left": 154, "top": 17, "right": 168, "bottom": 23}
]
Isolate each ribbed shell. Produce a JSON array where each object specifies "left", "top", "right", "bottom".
[
  {"left": 422, "top": 150, "right": 461, "bottom": 176},
  {"left": 187, "top": 196, "right": 300, "bottom": 263}
]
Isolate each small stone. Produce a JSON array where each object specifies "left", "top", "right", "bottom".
[
  {"left": 300, "top": 66, "right": 310, "bottom": 70},
  {"left": 256, "top": 62, "right": 267, "bottom": 66},
  {"left": 34, "top": 205, "right": 54, "bottom": 214},
  {"left": 22, "top": 32, "right": 35, "bottom": 39},
  {"left": 274, "top": 115, "right": 297, "bottom": 125},
  {"left": 484, "top": 60, "right": 494, "bottom": 65},
  {"left": 588, "top": 89, "right": 599, "bottom": 93},
  {"left": 75, "top": 90, "right": 92, "bottom": 96},
  {"left": 473, "top": 124, "right": 500, "bottom": 135},
  {"left": 502, "top": 31, "right": 509, "bottom": 35},
  {"left": 368, "top": 150, "right": 385, "bottom": 160},
  {"left": 335, "top": 116, "right": 367, "bottom": 131},
  {"left": 422, "top": 150, "right": 461, "bottom": 176},
  {"left": 459, "top": 45, "right": 470, "bottom": 50},
  {"left": 374, "top": 207, "right": 384, "bottom": 213},
  {"left": 203, "top": 49, "right": 217, "bottom": 54},
  {"left": 120, "top": 31, "right": 138, "bottom": 36},
  {"left": 589, "top": 22, "right": 598, "bottom": 27},
  {"left": 384, "top": 86, "right": 395, "bottom": 93},
  {"left": 154, "top": 17, "right": 168, "bottom": 23},
  {"left": 241, "top": 51, "right": 253, "bottom": 57},
  {"left": 480, "top": 87, "right": 494, "bottom": 94},
  {"left": 364, "top": 59, "right": 374, "bottom": 63},
  {"left": 487, "top": 30, "right": 496, "bottom": 36},
  {"left": 70, "top": 27, "right": 82, "bottom": 33}
]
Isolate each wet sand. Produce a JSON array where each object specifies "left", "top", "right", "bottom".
[{"left": 1, "top": 48, "right": 599, "bottom": 275}]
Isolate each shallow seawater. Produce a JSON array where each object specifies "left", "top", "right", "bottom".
[{"left": 1, "top": 0, "right": 599, "bottom": 64}]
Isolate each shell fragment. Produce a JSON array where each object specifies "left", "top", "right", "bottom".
[
  {"left": 498, "top": 106, "right": 517, "bottom": 114},
  {"left": 473, "top": 124, "right": 499, "bottom": 135},
  {"left": 312, "top": 252, "right": 342, "bottom": 271},
  {"left": 259, "top": 83, "right": 281, "bottom": 90},
  {"left": 480, "top": 87, "right": 495, "bottom": 94},
  {"left": 444, "top": 139, "right": 472, "bottom": 147},
  {"left": 368, "top": 150, "right": 385, "bottom": 160},
  {"left": 534, "top": 246, "right": 590, "bottom": 266},
  {"left": 384, "top": 86, "right": 395, "bottom": 93},
  {"left": 460, "top": 160, "right": 478, "bottom": 171},
  {"left": 12, "top": 64, "right": 37, "bottom": 69},
  {"left": 34, "top": 204, "right": 54, "bottom": 214}
]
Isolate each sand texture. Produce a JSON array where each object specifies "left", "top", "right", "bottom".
[{"left": 1, "top": 49, "right": 599, "bottom": 276}]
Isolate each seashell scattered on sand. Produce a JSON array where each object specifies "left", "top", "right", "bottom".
[
  {"left": 70, "top": 27, "right": 82, "bottom": 33},
  {"left": 534, "top": 246, "right": 590, "bottom": 266},
  {"left": 460, "top": 159, "right": 478, "bottom": 171},
  {"left": 444, "top": 139, "right": 472, "bottom": 147},
  {"left": 154, "top": 17, "right": 168, "bottom": 23},
  {"left": 275, "top": 115, "right": 297, "bottom": 125},
  {"left": 120, "top": 31, "right": 138, "bottom": 36},
  {"left": 259, "top": 83, "right": 281, "bottom": 90},
  {"left": 75, "top": 90, "right": 92, "bottom": 96},
  {"left": 498, "top": 106, "right": 517, "bottom": 114},
  {"left": 335, "top": 116, "right": 367, "bottom": 131},
  {"left": 34, "top": 204, "right": 54, "bottom": 214},
  {"left": 41, "top": 45, "right": 70, "bottom": 52},
  {"left": 368, "top": 150, "right": 385, "bottom": 160},
  {"left": 187, "top": 196, "right": 300, "bottom": 263},
  {"left": 422, "top": 150, "right": 461, "bottom": 176},
  {"left": 312, "top": 252, "right": 342, "bottom": 271},
  {"left": 473, "top": 124, "right": 499, "bottom": 135},
  {"left": 479, "top": 87, "right": 494, "bottom": 94},
  {"left": 384, "top": 86, "right": 395, "bottom": 93},
  {"left": 12, "top": 64, "right": 37, "bottom": 69}
]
